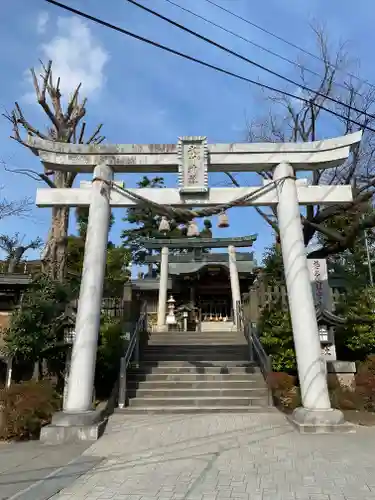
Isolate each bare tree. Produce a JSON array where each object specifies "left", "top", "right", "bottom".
[
  {"left": 0, "top": 233, "right": 43, "bottom": 273},
  {"left": 227, "top": 26, "right": 375, "bottom": 258},
  {"left": 0, "top": 186, "right": 32, "bottom": 221},
  {"left": 3, "top": 60, "right": 105, "bottom": 281}
]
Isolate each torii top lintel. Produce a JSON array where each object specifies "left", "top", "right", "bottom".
[{"left": 28, "top": 132, "right": 362, "bottom": 175}]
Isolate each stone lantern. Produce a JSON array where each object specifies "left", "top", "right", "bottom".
[
  {"left": 315, "top": 306, "right": 346, "bottom": 361},
  {"left": 166, "top": 295, "right": 177, "bottom": 327}
]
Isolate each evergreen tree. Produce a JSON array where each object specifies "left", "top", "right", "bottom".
[
  {"left": 121, "top": 176, "right": 188, "bottom": 268},
  {"left": 4, "top": 274, "right": 73, "bottom": 373},
  {"left": 262, "top": 243, "right": 284, "bottom": 285},
  {"left": 319, "top": 204, "right": 375, "bottom": 287},
  {"left": 66, "top": 209, "right": 130, "bottom": 295}
]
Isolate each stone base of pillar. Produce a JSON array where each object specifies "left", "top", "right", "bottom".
[
  {"left": 40, "top": 410, "right": 107, "bottom": 444},
  {"left": 289, "top": 407, "right": 355, "bottom": 434}
]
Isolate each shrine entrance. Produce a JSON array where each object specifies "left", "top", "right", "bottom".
[
  {"left": 195, "top": 266, "right": 232, "bottom": 322},
  {"left": 31, "top": 131, "right": 361, "bottom": 436}
]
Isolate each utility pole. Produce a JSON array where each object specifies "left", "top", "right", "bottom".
[{"left": 364, "top": 228, "right": 374, "bottom": 286}]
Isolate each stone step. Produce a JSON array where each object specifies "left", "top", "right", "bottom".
[
  {"left": 149, "top": 331, "right": 244, "bottom": 337},
  {"left": 134, "top": 388, "right": 268, "bottom": 398},
  {"left": 146, "top": 343, "right": 247, "bottom": 346},
  {"left": 139, "top": 360, "right": 255, "bottom": 367},
  {"left": 144, "top": 344, "right": 248, "bottom": 348},
  {"left": 128, "top": 396, "right": 269, "bottom": 407},
  {"left": 142, "top": 355, "right": 250, "bottom": 362},
  {"left": 151, "top": 329, "right": 238, "bottom": 334},
  {"left": 116, "top": 406, "right": 275, "bottom": 414},
  {"left": 150, "top": 332, "right": 244, "bottom": 335},
  {"left": 130, "top": 372, "right": 263, "bottom": 381},
  {"left": 143, "top": 346, "right": 249, "bottom": 352},
  {"left": 200, "top": 327, "right": 236, "bottom": 333},
  {"left": 150, "top": 331, "right": 244, "bottom": 335},
  {"left": 130, "top": 380, "right": 265, "bottom": 389},
  {"left": 130, "top": 365, "right": 261, "bottom": 375},
  {"left": 149, "top": 337, "right": 242, "bottom": 340},
  {"left": 201, "top": 322, "right": 235, "bottom": 329}
]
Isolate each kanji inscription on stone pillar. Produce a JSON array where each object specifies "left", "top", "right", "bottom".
[
  {"left": 178, "top": 136, "right": 208, "bottom": 194},
  {"left": 307, "top": 258, "right": 332, "bottom": 311}
]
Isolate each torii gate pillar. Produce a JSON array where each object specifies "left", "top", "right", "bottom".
[
  {"left": 41, "top": 164, "right": 113, "bottom": 443},
  {"left": 274, "top": 163, "right": 345, "bottom": 430},
  {"left": 65, "top": 164, "right": 113, "bottom": 413}
]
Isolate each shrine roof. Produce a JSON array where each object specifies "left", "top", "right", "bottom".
[
  {"left": 168, "top": 261, "right": 255, "bottom": 275},
  {"left": 316, "top": 307, "right": 346, "bottom": 326},
  {"left": 131, "top": 277, "right": 173, "bottom": 291},
  {"left": 145, "top": 252, "right": 254, "bottom": 264},
  {"left": 139, "top": 236, "right": 257, "bottom": 249},
  {"left": 130, "top": 259, "right": 255, "bottom": 291}
]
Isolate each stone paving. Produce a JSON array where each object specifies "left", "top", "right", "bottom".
[
  {"left": 50, "top": 411, "right": 375, "bottom": 500},
  {"left": 0, "top": 441, "right": 91, "bottom": 499}
]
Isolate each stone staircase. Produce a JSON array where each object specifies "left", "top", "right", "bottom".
[
  {"left": 200, "top": 321, "right": 236, "bottom": 332},
  {"left": 122, "top": 329, "right": 273, "bottom": 413}
]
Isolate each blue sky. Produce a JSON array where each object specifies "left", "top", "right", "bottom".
[{"left": 1, "top": 0, "right": 375, "bottom": 267}]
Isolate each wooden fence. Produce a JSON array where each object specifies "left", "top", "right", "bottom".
[
  {"left": 242, "top": 281, "right": 345, "bottom": 324},
  {"left": 71, "top": 297, "right": 124, "bottom": 319}
]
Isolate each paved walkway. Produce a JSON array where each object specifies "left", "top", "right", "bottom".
[
  {"left": 52, "top": 411, "right": 375, "bottom": 500},
  {"left": 0, "top": 441, "right": 97, "bottom": 500}
]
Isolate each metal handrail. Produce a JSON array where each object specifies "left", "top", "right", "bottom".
[
  {"left": 118, "top": 302, "right": 147, "bottom": 409},
  {"left": 236, "top": 301, "right": 273, "bottom": 405},
  {"left": 246, "top": 324, "right": 272, "bottom": 373},
  {"left": 245, "top": 323, "right": 273, "bottom": 406}
]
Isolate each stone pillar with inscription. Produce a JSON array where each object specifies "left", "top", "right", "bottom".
[{"left": 307, "top": 258, "right": 337, "bottom": 361}]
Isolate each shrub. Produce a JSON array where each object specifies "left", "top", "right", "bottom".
[
  {"left": 0, "top": 380, "right": 60, "bottom": 440},
  {"left": 357, "top": 355, "right": 375, "bottom": 376},
  {"left": 353, "top": 356, "right": 375, "bottom": 411},
  {"left": 259, "top": 302, "right": 296, "bottom": 373},
  {"left": 267, "top": 372, "right": 296, "bottom": 391},
  {"left": 335, "top": 287, "right": 375, "bottom": 361},
  {"left": 328, "top": 357, "right": 375, "bottom": 412},
  {"left": 267, "top": 372, "right": 300, "bottom": 410},
  {"left": 330, "top": 385, "right": 364, "bottom": 411},
  {"left": 95, "top": 318, "right": 127, "bottom": 399}
]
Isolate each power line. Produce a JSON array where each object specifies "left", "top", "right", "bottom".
[
  {"left": 162, "top": 0, "right": 363, "bottom": 99},
  {"left": 44, "top": 0, "right": 375, "bottom": 133},
  {"left": 203, "top": 0, "right": 375, "bottom": 93},
  {"left": 125, "top": 0, "right": 375, "bottom": 122}
]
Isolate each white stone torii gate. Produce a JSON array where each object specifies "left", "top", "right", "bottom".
[{"left": 30, "top": 132, "right": 361, "bottom": 441}]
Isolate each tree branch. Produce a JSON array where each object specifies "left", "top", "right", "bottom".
[{"left": 2, "top": 162, "right": 57, "bottom": 188}]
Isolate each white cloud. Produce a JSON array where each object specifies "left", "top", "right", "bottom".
[
  {"left": 25, "top": 16, "right": 109, "bottom": 102},
  {"left": 37, "top": 11, "right": 49, "bottom": 34}
]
